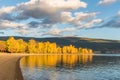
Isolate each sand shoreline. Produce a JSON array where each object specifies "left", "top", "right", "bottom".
[{"left": 0, "top": 53, "right": 27, "bottom": 80}]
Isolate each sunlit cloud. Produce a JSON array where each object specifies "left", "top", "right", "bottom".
[
  {"left": 42, "top": 27, "right": 76, "bottom": 36},
  {"left": 0, "top": 0, "right": 103, "bottom": 36},
  {"left": 98, "top": 0, "right": 117, "bottom": 5},
  {"left": 0, "top": 20, "right": 26, "bottom": 29},
  {"left": 1, "top": 0, "right": 117, "bottom": 37}
]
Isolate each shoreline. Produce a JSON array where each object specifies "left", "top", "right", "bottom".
[
  {"left": 0, "top": 54, "right": 26, "bottom": 80},
  {"left": 0, "top": 53, "right": 120, "bottom": 80}
]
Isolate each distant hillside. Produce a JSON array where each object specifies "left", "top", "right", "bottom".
[{"left": 0, "top": 36, "right": 120, "bottom": 52}]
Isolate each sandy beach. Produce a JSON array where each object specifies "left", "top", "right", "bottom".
[{"left": 0, "top": 53, "right": 26, "bottom": 80}]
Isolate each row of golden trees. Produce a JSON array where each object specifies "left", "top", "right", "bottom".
[{"left": 0, "top": 37, "right": 93, "bottom": 54}]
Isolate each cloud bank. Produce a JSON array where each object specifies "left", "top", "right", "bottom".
[{"left": 1, "top": 0, "right": 119, "bottom": 36}]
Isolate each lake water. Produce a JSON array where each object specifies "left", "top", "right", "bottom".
[{"left": 20, "top": 54, "right": 120, "bottom": 80}]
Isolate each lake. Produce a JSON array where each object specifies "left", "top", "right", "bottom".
[{"left": 20, "top": 54, "right": 120, "bottom": 80}]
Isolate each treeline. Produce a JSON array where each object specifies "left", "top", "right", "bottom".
[{"left": 0, "top": 37, "right": 93, "bottom": 54}]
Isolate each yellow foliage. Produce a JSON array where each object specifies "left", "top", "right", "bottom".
[
  {"left": 0, "top": 41, "right": 6, "bottom": 52},
  {"left": 0, "top": 37, "right": 93, "bottom": 54}
]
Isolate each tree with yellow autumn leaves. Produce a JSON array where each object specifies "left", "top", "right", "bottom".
[
  {"left": 6, "top": 37, "right": 27, "bottom": 53},
  {"left": 0, "top": 37, "right": 93, "bottom": 54},
  {"left": 0, "top": 40, "right": 6, "bottom": 52}
]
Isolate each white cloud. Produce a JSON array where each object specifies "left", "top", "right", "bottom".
[
  {"left": 14, "top": 0, "right": 87, "bottom": 19},
  {"left": 0, "top": 20, "right": 25, "bottom": 29},
  {"left": 32, "top": 0, "right": 87, "bottom": 9},
  {"left": 75, "top": 12, "right": 97, "bottom": 21},
  {"left": 72, "top": 12, "right": 102, "bottom": 28},
  {"left": 83, "top": 19, "right": 102, "bottom": 28},
  {"left": 0, "top": 6, "right": 15, "bottom": 20},
  {"left": 43, "top": 27, "right": 75, "bottom": 36},
  {"left": 0, "top": 6, "right": 15, "bottom": 15},
  {"left": 98, "top": 0, "right": 117, "bottom": 5},
  {"left": 0, "top": 0, "right": 89, "bottom": 27},
  {"left": 0, "top": 0, "right": 100, "bottom": 29},
  {"left": 60, "top": 12, "right": 74, "bottom": 23},
  {"left": 0, "top": 0, "right": 103, "bottom": 36}
]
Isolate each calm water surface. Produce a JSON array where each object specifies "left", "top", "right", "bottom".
[{"left": 20, "top": 54, "right": 120, "bottom": 80}]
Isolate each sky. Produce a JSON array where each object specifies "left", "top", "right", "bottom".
[{"left": 0, "top": 0, "right": 120, "bottom": 40}]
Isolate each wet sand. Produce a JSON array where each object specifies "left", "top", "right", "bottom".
[{"left": 0, "top": 53, "right": 26, "bottom": 80}]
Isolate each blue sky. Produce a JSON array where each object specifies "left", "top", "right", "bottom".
[{"left": 0, "top": 0, "right": 120, "bottom": 40}]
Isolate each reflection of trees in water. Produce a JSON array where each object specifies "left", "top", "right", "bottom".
[{"left": 21, "top": 54, "right": 93, "bottom": 68}]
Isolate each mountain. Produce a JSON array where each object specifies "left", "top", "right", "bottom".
[{"left": 0, "top": 36, "right": 120, "bottom": 53}]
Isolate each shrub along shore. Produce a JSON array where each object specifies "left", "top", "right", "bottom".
[{"left": 0, "top": 37, "right": 93, "bottom": 54}]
